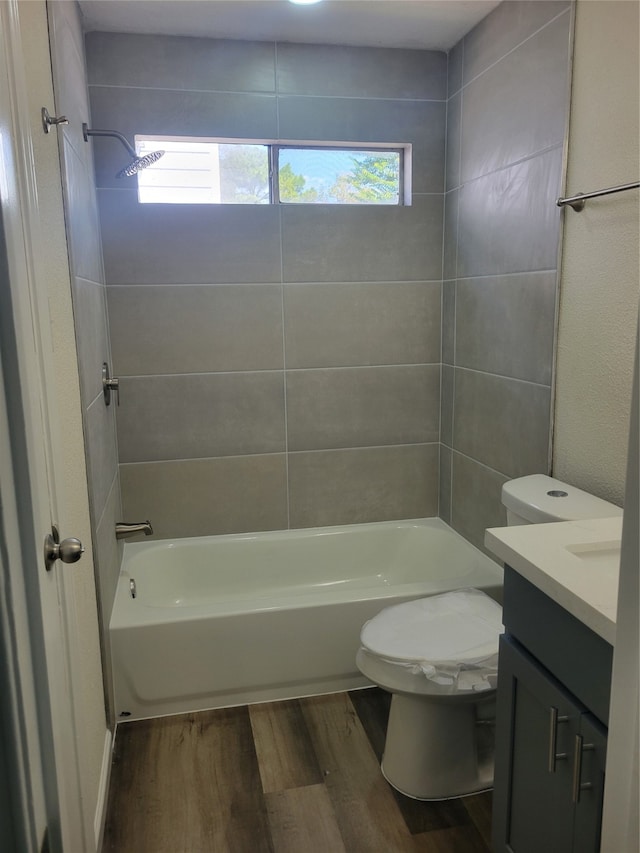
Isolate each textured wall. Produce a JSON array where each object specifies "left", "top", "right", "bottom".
[
  {"left": 48, "top": 0, "right": 122, "bottom": 724},
  {"left": 86, "top": 34, "right": 447, "bottom": 538},
  {"left": 440, "top": 0, "right": 573, "bottom": 552},
  {"left": 553, "top": 0, "right": 639, "bottom": 506}
]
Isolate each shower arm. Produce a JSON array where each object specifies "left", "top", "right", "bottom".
[{"left": 82, "top": 123, "right": 137, "bottom": 159}]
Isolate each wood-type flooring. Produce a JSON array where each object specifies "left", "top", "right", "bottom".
[{"left": 103, "top": 688, "right": 492, "bottom": 853}]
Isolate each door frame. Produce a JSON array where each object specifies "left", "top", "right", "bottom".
[{"left": 0, "top": 1, "right": 101, "bottom": 849}]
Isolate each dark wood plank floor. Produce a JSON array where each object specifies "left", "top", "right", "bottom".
[{"left": 103, "top": 689, "right": 492, "bottom": 853}]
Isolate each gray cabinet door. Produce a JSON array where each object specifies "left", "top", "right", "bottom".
[
  {"left": 493, "top": 635, "right": 584, "bottom": 853},
  {"left": 572, "top": 713, "right": 607, "bottom": 853}
]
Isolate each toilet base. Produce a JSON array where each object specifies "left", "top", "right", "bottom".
[{"left": 381, "top": 692, "right": 495, "bottom": 800}]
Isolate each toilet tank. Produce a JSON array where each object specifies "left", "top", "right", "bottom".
[{"left": 502, "top": 474, "right": 623, "bottom": 525}]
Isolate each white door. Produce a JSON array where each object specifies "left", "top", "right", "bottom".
[{"left": 0, "top": 2, "right": 104, "bottom": 850}]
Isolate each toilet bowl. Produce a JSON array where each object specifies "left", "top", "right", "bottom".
[
  {"left": 356, "top": 474, "right": 622, "bottom": 801},
  {"left": 356, "top": 588, "right": 502, "bottom": 800}
]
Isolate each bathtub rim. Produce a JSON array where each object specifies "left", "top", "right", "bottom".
[{"left": 110, "top": 517, "right": 504, "bottom": 629}]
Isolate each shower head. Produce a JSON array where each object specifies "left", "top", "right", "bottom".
[
  {"left": 116, "top": 150, "right": 165, "bottom": 179},
  {"left": 82, "top": 123, "right": 164, "bottom": 178}
]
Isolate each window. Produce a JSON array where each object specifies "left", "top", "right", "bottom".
[{"left": 135, "top": 137, "right": 407, "bottom": 205}]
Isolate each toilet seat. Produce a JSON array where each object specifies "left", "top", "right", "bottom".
[{"left": 358, "top": 589, "right": 502, "bottom": 694}]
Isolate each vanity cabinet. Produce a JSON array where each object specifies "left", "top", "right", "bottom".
[{"left": 492, "top": 569, "right": 612, "bottom": 853}]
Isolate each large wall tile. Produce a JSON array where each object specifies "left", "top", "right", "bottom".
[
  {"left": 84, "top": 396, "right": 120, "bottom": 519},
  {"left": 451, "top": 451, "right": 508, "bottom": 555},
  {"left": 281, "top": 193, "right": 443, "bottom": 282},
  {"left": 108, "top": 285, "right": 284, "bottom": 375},
  {"left": 278, "top": 96, "right": 445, "bottom": 194},
  {"left": 456, "top": 146, "right": 563, "bottom": 277},
  {"left": 49, "top": 3, "right": 92, "bottom": 158},
  {"left": 93, "top": 473, "right": 123, "bottom": 640},
  {"left": 447, "top": 40, "right": 463, "bottom": 98},
  {"left": 120, "top": 455, "right": 288, "bottom": 538},
  {"left": 439, "top": 444, "right": 452, "bottom": 525},
  {"left": 460, "top": 12, "right": 571, "bottom": 184},
  {"left": 276, "top": 43, "right": 446, "bottom": 100},
  {"left": 441, "top": 364, "right": 454, "bottom": 447},
  {"left": 288, "top": 444, "right": 438, "bottom": 528},
  {"left": 453, "top": 369, "right": 551, "bottom": 477},
  {"left": 62, "top": 139, "right": 104, "bottom": 284},
  {"left": 116, "top": 372, "right": 286, "bottom": 462},
  {"left": 73, "top": 278, "right": 111, "bottom": 404},
  {"left": 463, "top": 1, "right": 571, "bottom": 85},
  {"left": 98, "top": 189, "right": 282, "bottom": 284},
  {"left": 455, "top": 272, "right": 557, "bottom": 384},
  {"left": 88, "top": 86, "right": 278, "bottom": 189},
  {"left": 445, "top": 91, "right": 462, "bottom": 191},
  {"left": 443, "top": 189, "right": 459, "bottom": 280},
  {"left": 286, "top": 366, "right": 440, "bottom": 451},
  {"left": 86, "top": 32, "right": 276, "bottom": 93},
  {"left": 283, "top": 282, "right": 440, "bottom": 368},
  {"left": 441, "top": 280, "right": 455, "bottom": 365},
  {"left": 93, "top": 473, "right": 122, "bottom": 723},
  {"left": 52, "top": 0, "right": 85, "bottom": 68}
]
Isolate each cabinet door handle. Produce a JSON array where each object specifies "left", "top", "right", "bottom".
[
  {"left": 572, "top": 734, "right": 595, "bottom": 803},
  {"left": 548, "top": 706, "right": 569, "bottom": 772}
]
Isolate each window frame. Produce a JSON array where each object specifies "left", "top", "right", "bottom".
[
  {"left": 134, "top": 135, "right": 411, "bottom": 206},
  {"left": 271, "top": 143, "right": 406, "bottom": 206}
]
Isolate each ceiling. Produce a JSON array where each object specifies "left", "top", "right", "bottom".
[{"left": 78, "top": 0, "right": 501, "bottom": 51}]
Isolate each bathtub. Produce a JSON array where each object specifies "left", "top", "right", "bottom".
[{"left": 110, "top": 518, "right": 503, "bottom": 722}]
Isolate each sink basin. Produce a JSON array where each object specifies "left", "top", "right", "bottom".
[
  {"left": 485, "top": 517, "right": 623, "bottom": 644},
  {"left": 564, "top": 540, "right": 621, "bottom": 572}
]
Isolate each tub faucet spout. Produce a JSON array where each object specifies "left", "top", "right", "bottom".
[{"left": 115, "top": 521, "right": 153, "bottom": 540}]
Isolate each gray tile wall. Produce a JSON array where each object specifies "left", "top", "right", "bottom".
[
  {"left": 47, "top": 1, "right": 122, "bottom": 723},
  {"left": 86, "top": 33, "right": 447, "bottom": 537},
  {"left": 441, "top": 1, "right": 572, "bottom": 552}
]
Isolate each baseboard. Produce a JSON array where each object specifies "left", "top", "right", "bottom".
[{"left": 94, "top": 729, "right": 113, "bottom": 852}]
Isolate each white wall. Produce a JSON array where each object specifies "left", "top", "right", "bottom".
[
  {"left": 602, "top": 326, "right": 639, "bottom": 851},
  {"left": 555, "top": 5, "right": 639, "bottom": 845},
  {"left": 553, "top": 0, "right": 639, "bottom": 504}
]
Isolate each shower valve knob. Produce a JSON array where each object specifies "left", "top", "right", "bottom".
[{"left": 102, "top": 362, "right": 120, "bottom": 406}]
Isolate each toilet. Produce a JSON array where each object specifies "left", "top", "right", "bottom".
[{"left": 356, "top": 474, "right": 622, "bottom": 801}]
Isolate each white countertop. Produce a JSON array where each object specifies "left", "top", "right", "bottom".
[{"left": 485, "top": 517, "right": 623, "bottom": 646}]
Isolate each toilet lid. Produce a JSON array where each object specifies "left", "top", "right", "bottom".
[{"left": 360, "top": 589, "right": 502, "bottom": 664}]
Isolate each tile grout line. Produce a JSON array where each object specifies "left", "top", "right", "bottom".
[
  {"left": 96, "top": 184, "right": 444, "bottom": 197},
  {"left": 118, "top": 441, "right": 441, "bottom": 467},
  {"left": 453, "top": 364, "right": 552, "bottom": 390},
  {"left": 459, "top": 6, "right": 571, "bottom": 94},
  {"left": 88, "top": 81, "right": 447, "bottom": 104},
  {"left": 104, "top": 271, "right": 557, "bottom": 289},
  {"left": 118, "top": 363, "right": 442, "bottom": 380},
  {"left": 274, "top": 42, "right": 292, "bottom": 531},
  {"left": 438, "top": 50, "right": 448, "bottom": 522},
  {"left": 454, "top": 142, "right": 564, "bottom": 193},
  {"left": 450, "top": 34, "right": 464, "bottom": 526},
  {"left": 443, "top": 445, "right": 514, "bottom": 483}
]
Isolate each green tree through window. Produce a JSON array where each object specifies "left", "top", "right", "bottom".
[
  {"left": 331, "top": 153, "right": 400, "bottom": 204},
  {"left": 219, "top": 145, "right": 269, "bottom": 203},
  {"left": 279, "top": 163, "right": 321, "bottom": 202}
]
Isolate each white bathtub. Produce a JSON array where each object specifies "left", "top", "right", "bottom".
[{"left": 110, "top": 518, "right": 503, "bottom": 721}]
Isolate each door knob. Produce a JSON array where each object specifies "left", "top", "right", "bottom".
[
  {"left": 41, "top": 107, "right": 69, "bottom": 134},
  {"left": 44, "top": 525, "right": 85, "bottom": 571}
]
